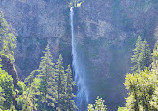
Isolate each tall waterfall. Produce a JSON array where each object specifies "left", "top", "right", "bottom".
[{"left": 70, "top": 7, "right": 89, "bottom": 110}]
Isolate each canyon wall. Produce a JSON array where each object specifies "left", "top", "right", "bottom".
[{"left": 1, "top": 0, "right": 158, "bottom": 110}]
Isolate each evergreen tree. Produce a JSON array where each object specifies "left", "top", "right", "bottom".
[
  {"left": 131, "top": 36, "right": 143, "bottom": 71},
  {"left": 23, "top": 70, "right": 40, "bottom": 111},
  {"left": 64, "top": 65, "right": 77, "bottom": 111},
  {"left": 23, "top": 77, "right": 40, "bottom": 111},
  {"left": 131, "top": 36, "right": 151, "bottom": 72},
  {"left": 88, "top": 96, "right": 107, "bottom": 111},
  {"left": 55, "top": 54, "right": 67, "bottom": 111},
  {"left": 15, "top": 81, "right": 34, "bottom": 111},
  {"left": 141, "top": 40, "right": 151, "bottom": 69},
  {"left": 24, "top": 48, "right": 77, "bottom": 111},
  {"left": 0, "top": 11, "right": 16, "bottom": 62},
  {"left": 151, "top": 40, "right": 158, "bottom": 69},
  {"left": 37, "top": 44, "right": 56, "bottom": 110}
]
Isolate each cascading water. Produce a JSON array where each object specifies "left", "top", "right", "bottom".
[{"left": 70, "top": 7, "right": 89, "bottom": 110}]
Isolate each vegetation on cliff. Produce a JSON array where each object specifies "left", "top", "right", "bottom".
[
  {"left": 87, "top": 36, "right": 158, "bottom": 111},
  {"left": 0, "top": 11, "right": 16, "bottom": 63},
  {"left": 0, "top": 1, "right": 158, "bottom": 111},
  {"left": 0, "top": 12, "right": 77, "bottom": 111}
]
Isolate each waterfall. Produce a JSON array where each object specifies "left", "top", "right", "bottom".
[{"left": 70, "top": 7, "right": 89, "bottom": 110}]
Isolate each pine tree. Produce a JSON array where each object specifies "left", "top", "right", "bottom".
[
  {"left": 141, "top": 40, "right": 151, "bottom": 69},
  {"left": 55, "top": 54, "right": 67, "bottom": 111},
  {"left": 0, "top": 11, "right": 16, "bottom": 62},
  {"left": 64, "top": 65, "right": 77, "bottom": 111},
  {"left": 38, "top": 44, "right": 56, "bottom": 110},
  {"left": 131, "top": 36, "right": 143, "bottom": 71},
  {"left": 24, "top": 77, "right": 40, "bottom": 111},
  {"left": 36, "top": 44, "right": 56, "bottom": 110},
  {"left": 131, "top": 36, "right": 151, "bottom": 72},
  {"left": 151, "top": 41, "right": 158, "bottom": 69},
  {"left": 23, "top": 70, "right": 39, "bottom": 111},
  {"left": 24, "top": 49, "right": 77, "bottom": 111}
]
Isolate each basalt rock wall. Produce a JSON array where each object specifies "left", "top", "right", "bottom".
[{"left": 1, "top": 0, "right": 158, "bottom": 110}]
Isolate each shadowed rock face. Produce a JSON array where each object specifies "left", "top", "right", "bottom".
[
  {"left": 74, "top": 0, "right": 158, "bottom": 110},
  {"left": 0, "top": 55, "right": 18, "bottom": 106},
  {"left": 0, "top": 0, "right": 158, "bottom": 110},
  {"left": 1, "top": 55, "right": 18, "bottom": 87},
  {"left": 0, "top": 0, "right": 72, "bottom": 79}
]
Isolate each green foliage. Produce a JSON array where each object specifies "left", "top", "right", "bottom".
[
  {"left": 0, "top": 11, "right": 16, "bottom": 62},
  {"left": 150, "top": 87, "right": 158, "bottom": 110},
  {"left": 0, "top": 12, "right": 16, "bottom": 110},
  {"left": 131, "top": 36, "right": 151, "bottom": 72},
  {"left": 24, "top": 45, "right": 77, "bottom": 111},
  {"left": 36, "top": 44, "right": 56, "bottom": 110},
  {"left": 17, "top": 81, "right": 26, "bottom": 95},
  {"left": 23, "top": 71, "right": 40, "bottom": 111},
  {"left": 0, "top": 67, "right": 14, "bottom": 110},
  {"left": 16, "top": 96, "right": 24, "bottom": 110},
  {"left": 123, "top": 39, "right": 158, "bottom": 110},
  {"left": 55, "top": 54, "right": 67, "bottom": 111},
  {"left": 151, "top": 40, "right": 158, "bottom": 69},
  {"left": 63, "top": 65, "right": 77, "bottom": 111},
  {"left": 88, "top": 96, "right": 107, "bottom": 111},
  {"left": 24, "top": 44, "right": 57, "bottom": 110},
  {"left": 55, "top": 55, "right": 77, "bottom": 111},
  {"left": 0, "top": 6, "right": 78, "bottom": 111},
  {"left": 69, "top": 0, "right": 84, "bottom": 7},
  {"left": 117, "top": 107, "right": 127, "bottom": 111},
  {"left": 15, "top": 95, "right": 33, "bottom": 111},
  {"left": 0, "top": 86, "right": 5, "bottom": 109},
  {"left": 88, "top": 104, "right": 94, "bottom": 111},
  {"left": 23, "top": 78, "right": 40, "bottom": 111},
  {"left": 124, "top": 69, "right": 158, "bottom": 111},
  {"left": 0, "top": 39, "right": 77, "bottom": 111},
  {"left": 9, "top": 105, "right": 16, "bottom": 111}
]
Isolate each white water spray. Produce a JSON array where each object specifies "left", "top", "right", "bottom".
[{"left": 70, "top": 7, "right": 89, "bottom": 110}]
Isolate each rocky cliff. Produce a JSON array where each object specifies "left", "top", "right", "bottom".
[
  {"left": 0, "top": 0, "right": 158, "bottom": 110},
  {"left": 0, "top": 0, "right": 71, "bottom": 79},
  {"left": 1, "top": 55, "right": 18, "bottom": 87},
  {"left": 74, "top": 1, "right": 158, "bottom": 110}
]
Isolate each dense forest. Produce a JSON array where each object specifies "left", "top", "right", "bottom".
[{"left": 1, "top": 0, "right": 158, "bottom": 111}]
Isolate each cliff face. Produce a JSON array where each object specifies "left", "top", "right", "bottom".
[
  {"left": 0, "top": 0, "right": 71, "bottom": 79},
  {"left": 0, "top": 0, "right": 158, "bottom": 110},
  {"left": 1, "top": 55, "right": 18, "bottom": 87},
  {"left": 74, "top": 0, "right": 158, "bottom": 110}
]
